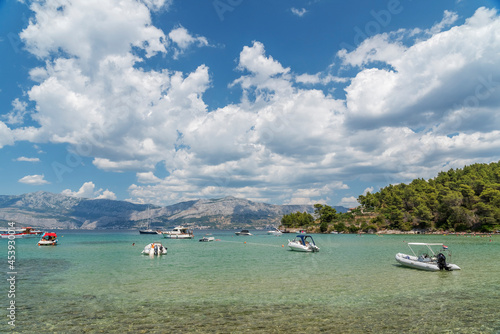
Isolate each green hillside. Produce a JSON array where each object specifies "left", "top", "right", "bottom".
[{"left": 357, "top": 161, "right": 500, "bottom": 233}]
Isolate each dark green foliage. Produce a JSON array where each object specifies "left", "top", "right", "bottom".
[
  {"left": 281, "top": 211, "right": 314, "bottom": 227},
  {"left": 281, "top": 204, "right": 356, "bottom": 232},
  {"left": 334, "top": 221, "right": 348, "bottom": 233},
  {"left": 358, "top": 161, "right": 500, "bottom": 232},
  {"left": 320, "top": 220, "right": 328, "bottom": 233},
  {"left": 314, "top": 204, "right": 338, "bottom": 223}
]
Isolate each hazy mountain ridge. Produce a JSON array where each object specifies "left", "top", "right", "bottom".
[{"left": 0, "top": 191, "right": 347, "bottom": 229}]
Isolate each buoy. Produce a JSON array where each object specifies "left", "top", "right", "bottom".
[
  {"left": 282, "top": 245, "right": 284, "bottom": 247},
  {"left": 244, "top": 241, "right": 246, "bottom": 244}
]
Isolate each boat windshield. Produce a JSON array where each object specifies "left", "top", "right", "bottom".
[{"left": 407, "top": 243, "right": 445, "bottom": 257}]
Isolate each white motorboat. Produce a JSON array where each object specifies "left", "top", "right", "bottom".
[
  {"left": 37, "top": 232, "right": 58, "bottom": 246},
  {"left": 142, "top": 242, "right": 167, "bottom": 256},
  {"left": 199, "top": 236, "right": 215, "bottom": 242},
  {"left": 287, "top": 235, "right": 320, "bottom": 252},
  {"left": 395, "top": 243, "right": 461, "bottom": 271},
  {"left": 162, "top": 226, "right": 194, "bottom": 239},
  {"left": 235, "top": 229, "right": 252, "bottom": 236},
  {"left": 1, "top": 227, "right": 43, "bottom": 239},
  {"left": 267, "top": 227, "right": 283, "bottom": 236}
]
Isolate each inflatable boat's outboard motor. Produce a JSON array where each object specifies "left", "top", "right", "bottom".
[{"left": 437, "top": 253, "right": 450, "bottom": 271}]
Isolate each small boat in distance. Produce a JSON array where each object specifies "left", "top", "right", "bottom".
[
  {"left": 139, "top": 229, "right": 162, "bottom": 234},
  {"left": 38, "top": 232, "right": 58, "bottom": 246},
  {"left": 395, "top": 243, "right": 461, "bottom": 271},
  {"left": 267, "top": 227, "right": 283, "bottom": 236},
  {"left": 287, "top": 235, "right": 320, "bottom": 252},
  {"left": 142, "top": 242, "right": 167, "bottom": 256},
  {"left": 139, "top": 206, "right": 160, "bottom": 234},
  {"left": 162, "top": 226, "right": 194, "bottom": 239},
  {"left": 139, "top": 229, "right": 162, "bottom": 235},
  {"left": 235, "top": 229, "right": 252, "bottom": 236},
  {"left": 199, "top": 236, "right": 215, "bottom": 242},
  {"left": 1, "top": 227, "right": 43, "bottom": 239}
]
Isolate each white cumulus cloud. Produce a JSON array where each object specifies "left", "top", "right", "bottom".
[
  {"left": 62, "top": 181, "right": 116, "bottom": 200},
  {"left": 137, "top": 172, "right": 162, "bottom": 184},
  {"left": 168, "top": 25, "right": 209, "bottom": 59},
  {"left": 119, "top": 8, "right": 500, "bottom": 205},
  {"left": 339, "top": 196, "right": 359, "bottom": 208},
  {"left": 18, "top": 174, "right": 49, "bottom": 185},
  {"left": 0, "top": 122, "right": 14, "bottom": 149},
  {"left": 6, "top": 3, "right": 500, "bottom": 207}
]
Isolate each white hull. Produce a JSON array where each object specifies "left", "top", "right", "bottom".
[
  {"left": 1, "top": 228, "right": 43, "bottom": 239},
  {"left": 395, "top": 253, "right": 461, "bottom": 271},
  {"left": 163, "top": 234, "right": 193, "bottom": 239},
  {"left": 38, "top": 240, "right": 57, "bottom": 246},
  {"left": 2, "top": 233, "right": 41, "bottom": 239},
  {"left": 235, "top": 230, "right": 252, "bottom": 236},
  {"left": 288, "top": 242, "right": 319, "bottom": 252}
]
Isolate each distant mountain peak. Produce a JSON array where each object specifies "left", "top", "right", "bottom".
[{"left": 0, "top": 191, "right": 347, "bottom": 229}]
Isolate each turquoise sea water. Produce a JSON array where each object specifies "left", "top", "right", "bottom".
[{"left": 1, "top": 230, "right": 500, "bottom": 333}]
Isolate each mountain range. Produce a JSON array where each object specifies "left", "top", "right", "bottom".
[{"left": 0, "top": 191, "right": 347, "bottom": 230}]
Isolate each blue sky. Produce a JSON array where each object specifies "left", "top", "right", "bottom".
[{"left": 1, "top": 0, "right": 500, "bottom": 207}]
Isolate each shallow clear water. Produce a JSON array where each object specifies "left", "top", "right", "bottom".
[{"left": 1, "top": 231, "right": 499, "bottom": 333}]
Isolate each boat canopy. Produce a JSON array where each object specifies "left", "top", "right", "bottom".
[
  {"left": 41, "top": 232, "right": 57, "bottom": 238},
  {"left": 295, "top": 235, "right": 315, "bottom": 245},
  {"left": 407, "top": 242, "right": 448, "bottom": 257}
]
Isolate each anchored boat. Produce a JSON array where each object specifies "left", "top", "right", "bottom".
[
  {"left": 287, "top": 235, "right": 320, "bottom": 252},
  {"left": 142, "top": 242, "right": 167, "bottom": 256},
  {"left": 139, "top": 206, "right": 160, "bottom": 234},
  {"left": 162, "top": 226, "right": 194, "bottom": 239},
  {"left": 267, "top": 227, "right": 283, "bottom": 236},
  {"left": 38, "top": 232, "right": 58, "bottom": 246},
  {"left": 395, "top": 243, "right": 460, "bottom": 271},
  {"left": 235, "top": 229, "right": 252, "bottom": 236},
  {"left": 1, "top": 227, "right": 43, "bottom": 239}
]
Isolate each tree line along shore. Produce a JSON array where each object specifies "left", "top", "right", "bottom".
[{"left": 281, "top": 161, "right": 500, "bottom": 234}]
